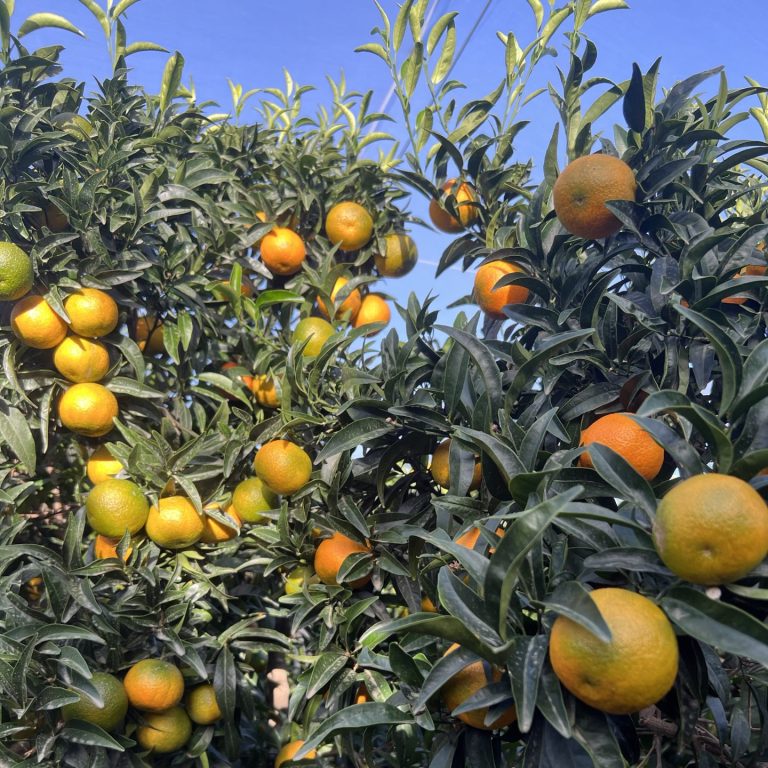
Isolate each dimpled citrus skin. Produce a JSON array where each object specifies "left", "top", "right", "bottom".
[
  {"left": 314, "top": 531, "right": 372, "bottom": 588},
  {"left": 552, "top": 154, "right": 637, "bottom": 239},
  {"left": 429, "top": 179, "right": 478, "bottom": 233},
  {"left": 441, "top": 644, "right": 516, "bottom": 730},
  {"left": 63, "top": 288, "right": 119, "bottom": 338},
  {"left": 253, "top": 440, "right": 313, "bottom": 495},
  {"left": 374, "top": 233, "right": 418, "bottom": 277},
  {"left": 325, "top": 201, "right": 374, "bottom": 251},
  {"left": 260, "top": 227, "right": 306, "bottom": 276},
  {"left": 578, "top": 412, "right": 664, "bottom": 481},
  {"left": 53, "top": 335, "right": 110, "bottom": 383},
  {"left": 232, "top": 476, "right": 278, "bottom": 523},
  {"left": 145, "top": 496, "right": 205, "bottom": 549},
  {"left": 123, "top": 659, "right": 185, "bottom": 712},
  {"left": 429, "top": 439, "right": 482, "bottom": 491},
  {"left": 275, "top": 740, "right": 317, "bottom": 768},
  {"left": 86, "top": 445, "right": 124, "bottom": 484},
  {"left": 0, "top": 242, "right": 34, "bottom": 300},
  {"left": 86, "top": 478, "right": 149, "bottom": 538},
  {"left": 473, "top": 261, "right": 529, "bottom": 319},
  {"left": 61, "top": 672, "right": 128, "bottom": 732},
  {"left": 135, "top": 706, "right": 192, "bottom": 753},
  {"left": 185, "top": 683, "right": 222, "bottom": 725},
  {"left": 292, "top": 317, "right": 334, "bottom": 357},
  {"left": 58, "top": 383, "right": 119, "bottom": 437},
  {"left": 11, "top": 295, "right": 68, "bottom": 349},
  {"left": 652, "top": 473, "right": 768, "bottom": 584},
  {"left": 549, "top": 588, "right": 678, "bottom": 715}
]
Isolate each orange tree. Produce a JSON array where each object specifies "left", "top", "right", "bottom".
[{"left": 263, "top": 2, "right": 768, "bottom": 767}]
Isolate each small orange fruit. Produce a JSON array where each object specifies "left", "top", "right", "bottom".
[
  {"left": 10, "top": 295, "right": 67, "bottom": 349},
  {"left": 185, "top": 683, "right": 222, "bottom": 725},
  {"left": 232, "top": 476, "right": 278, "bottom": 523},
  {"left": 352, "top": 293, "right": 391, "bottom": 334},
  {"left": 124, "top": 659, "right": 185, "bottom": 713},
  {"left": 63, "top": 288, "right": 119, "bottom": 338},
  {"left": 135, "top": 707, "right": 191, "bottom": 753},
  {"left": 374, "top": 233, "right": 418, "bottom": 278},
  {"left": 316, "top": 277, "right": 362, "bottom": 320},
  {"left": 145, "top": 496, "right": 205, "bottom": 549},
  {"left": 429, "top": 439, "right": 482, "bottom": 491},
  {"left": 473, "top": 261, "right": 529, "bottom": 319},
  {"left": 86, "top": 445, "right": 124, "bottom": 484},
  {"left": 93, "top": 534, "right": 133, "bottom": 561},
  {"left": 429, "top": 179, "right": 478, "bottom": 233},
  {"left": 275, "top": 740, "right": 317, "bottom": 768},
  {"left": 260, "top": 227, "right": 306, "bottom": 276},
  {"left": 292, "top": 317, "right": 335, "bottom": 357},
  {"left": 58, "top": 382, "right": 118, "bottom": 437},
  {"left": 314, "top": 531, "right": 372, "bottom": 588},
  {"left": 552, "top": 154, "right": 636, "bottom": 239},
  {"left": 421, "top": 596, "right": 438, "bottom": 613},
  {"left": 251, "top": 374, "right": 281, "bottom": 408},
  {"left": 200, "top": 504, "right": 240, "bottom": 543},
  {"left": 456, "top": 527, "right": 481, "bottom": 550},
  {"left": 61, "top": 672, "right": 128, "bottom": 733},
  {"left": 86, "top": 478, "right": 149, "bottom": 538},
  {"left": 549, "top": 588, "right": 678, "bottom": 714},
  {"left": 253, "top": 440, "right": 312, "bottom": 496},
  {"left": 325, "top": 201, "right": 374, "bottom": 251},
  {"left": 721, "top": 263, "right": 767, "bottom": 305},
  {"left": 652, "top": 473, "right": 768, "bottom": 584},
  {"left": 133, "top": 315, "right": 165, "bottom": 355},
  {"left": 53, "top": 335, "right": 110, "bottom": 383},
  {"left": 578, "top": 412, "right": 664, "bottom": 481},
  {"left": 0, "top": 242, "right": 34, "bottom": 301},
  {"left": 440, "top": 644, "right": 516, "bottom": 730}
]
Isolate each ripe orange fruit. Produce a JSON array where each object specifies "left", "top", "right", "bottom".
[
  {"left": 653, "top": 473, "right": 768, "bottom": 584},
  {"left": 440, "top": 644, "right": 516, "bottom": 730},
  {"left": 53, "top": 335, "right": 110, "bottom": 383},
  {"left": 374, "top": 233, "right": 418, "bottom": 278},
  {"left": 10, "top": 295, "right": 67, "bottom": 349},
  {"left": 124, "top": 659, "right": 185, "bottom": 712},
  {"left": 133, "top": 316, "right": 165, "bottom": 355},
  {"left": 552, "top": 154, "right": 636, "bottom": 239},
  {"left": 473, "top": 261, "right": 529, "bottom": 319},
  {"left": 421, "top": 596, "right": 438, "bottom": 612},
  {"left": 61, "top": 672, "right": 128, "bottom": 733},
  {"left": 58, "top": 382, "right": 119, "bottom": 437},
  {"left": 428, "top": 179, "right": 478, "bottom": 233},
  {"left": 253, "top": 440, "right": 312, "bottom": 496},
  {"left": 456, "top": 527, "right": 481, "bottom": 550},
  {"left": 325, "top": 201, "right": 374, "bottom": 251},
  {"left": 185, "top": 683, "right": 222, "bottom": 725},
  {"left": 86, "top": 478, "right": 149, "bottom": 538},
  {"left": 429, "top": 439, "right": 482, "bottom": 491},
  {"left": 316, "top": 277, "right": 362, "bottom": 320},
  {"left": 313, "top": 531, "right": 372, "bottom": 588},
  {"left": 549, "top": 588, "right": 678, "bottom": 714},
  {"left": 63, "top": 288, "right": 119, "bottom": 338},
  {"left": 352, "top": 293, "right": 391, "bottom": 334},
  {"left": 251, "top": 374, "right": 281, "bottom": 408},
  {"left": 578, "top": 412, "right": 664, "bottom": 481},
  {"left": 200, "top": 504, "right": 240, "bottom": 543},
  {"left": 145, "top": 496, "right": 205, "bottom": 549},
  {"left": 232, "top": 476, "right": 278, "bottom": 523},
  {"left": 135, "top": 706, "right": 192, "bottom": 753},
  {"left": 292, "top": 317, "right": 335, "bottom": 357},
  {"left": 721, "top": 263, "right": 767, "bottom": 305},
  {"left": 275, "top": 740, "right": 317, "bottom": 768},
  {"left": 86, "top": 445, "right": 124, "bottom": 484},
  {"left": 260, "top": 227, "right": 306, "bottom": 276},
  {"left": 0, "top": 242, "right": 34, "bottom": 301},
  {"left": 93, "top": 534, "right": 134, "bottom": 561}
]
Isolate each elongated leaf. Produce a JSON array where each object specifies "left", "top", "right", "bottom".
[
  {"left": 125, "top": 40, "right": 169, "bottom": 56},
  {"left": 316, "top": 418, "right": 393, "bottom": 463},
  {"left": 78, "top": 0, "right": 110, "bottom": 37},
  {"left": 544, "top": 582, "right": 611, "bottom": 641},
  {"left": 622, "top": 63, "right": 645, "bottom": 132},
  {"left": 662, "top": 586, "right": 768, "bottom": 666},
  {"left": 159, "top": 52, "right": 185, "bottom": 113},
  {"left": 508, "top": 634, "right": 548, "bottom": 733},
  {"left": 0, "top": 406, "right": 36, "bottom": 473},
  {"left": 214, "top": 647, "right": 236, "bottom": 720},
  {"left": 112, "top": 0, "right": 142, "bottom": 17},
  {"left": 61, "top": 721, "right": 125, "bottom": 751},
  {"left": 18, "top": 12, "right": 85, "bottom": 38}
]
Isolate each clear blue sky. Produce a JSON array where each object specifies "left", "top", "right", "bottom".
[{"left": 22, "top": 0, "right": 768, "bottom": 332}]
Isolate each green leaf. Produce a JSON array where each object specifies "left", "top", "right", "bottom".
[
  {"left": 527, "top": 0, "right": 544, "bottom": 29},
  {"left": 111, "top": 0, "right": 142, "bottom": 17},
  {"left": 0, "top": 406, "right": 36, "bottom": 473},
  {"left": 125, "top": 40, "right": 168, "bottom": 56},
  {"left": 316, "top": 418, "right": 394, "bottom": 463},
  {"left": 0, "top": 3, "right": 9, "bottom": 54},
  {"left": 540, "top": 7, "right": 572, "bottom": 49},
  {"left": 662, "top": 587, "right": 768, "bottom": 667},
  {"left": 306, "top": 652, "right": 349, "bottom": 698},
  {"left": 411, "top": 645, "right": 480, "bottom": 713},
  {"left": 17, "top": 12, "right": 85, "bottom": 38},
  {"left": 544, "top": 582, "right": 611, "bottom": 641},
  {"left": 159, "top": 51, "right": 185, "bottom": 113},
  {"left": 507, "top": 634, "right": 548, "bottom": 733},
  {"left": 297, "top": 703, "right": 413, "bottom": 758},
  {"left": 587, "top": 0, "right": 630, "bottom": 16},
  {"left": 214, "top": 646, "right": 236, "bottom": 720},
  {"left": 426, "top": 11, "right": 457, "bottom": 55},
  {"left": 431, "top": 19, "right": 456, "bottom": 85},
  {"left": 61, "top": 721, "right": 126, "bottom": 751},
  {"left": 78, "top": 0, "right": 110, "bottom": 38},
  {"left": 354, "top": 42, "right": 389, "bottom": 63},
  {"left": 34, "top": 687, "right": 80, "bottom": 711},
  {"left": 622, "top": 62, "right": 645, "bottom": 132}
]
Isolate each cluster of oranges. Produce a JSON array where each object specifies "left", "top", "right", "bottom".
[{"left": 61, "top": 658, "right": 221, "bottom": 754}]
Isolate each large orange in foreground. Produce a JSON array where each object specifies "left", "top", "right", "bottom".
[
  {"left": 253, "top": 440, "right": 312, "bottom": 495},
  {"left": 549, "top": 588, "right": 678, "bottom": 714},
  {"left": 123, "top": 659, "right": 184, "bottom": 712},
  {"left": 653, "top": 473, "right": 768, "bottom": 584},
  {"left": 325, "top": 201, "right": 374, "bottom": 251},
  {"left": 553, "top": 154, "right": 636, "bottom": 239},
  {"left": 58, "top": 382, "right": 118, "bottom": 437}
]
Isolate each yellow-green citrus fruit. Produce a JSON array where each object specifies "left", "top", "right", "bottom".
[
  {"left": 0, "top": 242, "right": 34, "bottom": 301},
  {"left": 63, "top": 288, "right": 119, "bottom": 338},
  {"left": 86, "top": 445, "right": 124, "bottom": 484},
  {"left": 145, "top": 496, "right": 205, "bottom": 549},
  {"left": 85, "top": 478, "right": 149, "bottom": 538},
  {"left": 232, "top": 476, "right": 278, "bottom": 523},
  {"left": 253, "top": 440, "right": 313, "bottom": 496},
  {"left": 124, "top": 659, "right": 185, "bottom": 712},
  {"left": 374, "top": 233, "right": 418, "bottom": 278},
  {"left": 292, "top": 317, "right": 334, "bottom": 357},
  {"left": 58, "top": 382, "right": 118, "bottom": 437},
  {"left": 61, "top": 672, "right": 128, "bottom": 733},
  {"left": 185, "top": 683, "right": 222, "bottom": 725},
  {"left": 135, "top": 707, "right": 192, "bottom": 753}
]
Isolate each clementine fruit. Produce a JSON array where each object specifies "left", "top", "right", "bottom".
[
  {"left": 133, "top": 316, "right": 165, "bottom": 355},
  {"left": 124, "top": 659, "right": 184, "bottom": 712},
  {"left": 232, "top": 476, "right": 278, "bottom": 523},
  {"left": 86, "top": 445, "right": 124, "bottom": 484},
  {"left": 86, "top": 478, "right": 149, "bottom": 538},
  {"left": 145, "top": 496, "right": 205, "bottom": 549},
  {"left": 430, "top": 439, "right": 482, "bottom": 491},
  {"left": 316, "top": 276, "right": 362, "bottom": 320},
  {"left": 253, "top": 440, "right": 312, "bottom": 495},
  {"left": 275, "top": 740, "right": 317, "bottom": 767},
  {"left": 185, "top": 683, "right": 221, "bottom": 725},
  {"left": 313, "top": 531, "right": 372, "bottom": 588},
  {"left": 260, "top": 227, "right": 306, "bottom": 276},
  {"left": 428, "top": 179, "right": 478, "bottom": 233},
  {"left": 473, "top": 261, "right": 529, "bottom": 319},
  {"left": 58, "top": 382, "right": 118, "bottom": 437},
  {"left": 93, "top": 534, "right": 133, "bottom": 561},
  {"left": 62, "top": 672, "right": 128, "bottom": 733},
  {"left": 135, "top": 706, "right": 191, "bottom": 753},
  {"left": 374, "top": 233, "right": 418, "bottom": 278},
  {"left": 292, "top": 317, "right": 334, "bottom": 357},
  {"left": 200, "top": 504, "right": 240, "bottom": 543},
  {"left": 325, "top": 201, "right": 374, "bottom": 251},
  {"left": 53, "top": 335, "right": 110, "bottom": 383},
  {"left": 352, "top": 293, "right": 391, "bottom": 334},
  {"left": 11, "top": 295, "right": 67, "bottom": 349},
  {"left": 63, "top": 288, "right": 119, "bottom": 338},
  {"left": 251, "top": 373, "right": 281, "bottom": 409},
  {"left": 0, "top": 242, "right": 33, "bottom": 301}
]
